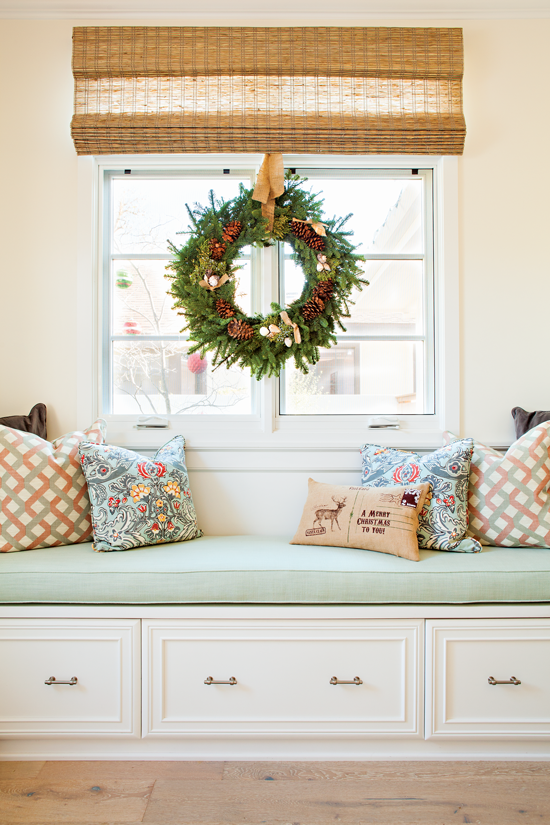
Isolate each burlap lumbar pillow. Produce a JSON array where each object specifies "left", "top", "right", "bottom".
[{"left": 291, "top": 479, "right": 432, "bottom": 562}]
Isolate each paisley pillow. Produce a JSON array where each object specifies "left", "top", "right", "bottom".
[
  {"left": 360, "top": 440, "right": 481, "bottom": 553},
  {"left": 78, "top": 436, "right": 201, "bottom": 552}
]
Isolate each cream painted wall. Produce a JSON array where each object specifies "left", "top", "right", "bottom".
[
  {"left": 459, "top": 20, "right": 550, "bottom": 443},
  {"left": 0, "top": 17, "right": 547, "bottom": 444},
  {"left": 0, "top": 21, "right": 78, "bottom": 438}
]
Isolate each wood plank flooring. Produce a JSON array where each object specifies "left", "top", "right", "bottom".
[{"left": 0, "top": 761, "right": 548, "bottom": 824}]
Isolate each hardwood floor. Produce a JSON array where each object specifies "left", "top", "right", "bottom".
[{"left": 0, "top": 761, "right": 548, "bottom": 824}]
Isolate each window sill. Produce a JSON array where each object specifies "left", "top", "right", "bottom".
[{"left": 103, "top": 417, "right": 447, "bottom": 455}]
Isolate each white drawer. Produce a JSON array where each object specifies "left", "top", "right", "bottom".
[
  {"left": 143, "top": 619, "right": 423, "bottom": 737},
  {"left": 426, "top": 619, "right": 550, "bottom": 739},
  {"left": 0, "top": 620, "right": 140, "bottom": 737}
]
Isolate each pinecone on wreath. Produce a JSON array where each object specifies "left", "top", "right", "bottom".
[
  {"left": 215, "top": 299, "right": 235, "bottom": 319},
  {"left": 222, "top": 221, "right": 243, "bottom": 244},
  {"left": 227, "top": 318, "right": 255, "bottom": 341},
  {"left": 302, "top": 296, "right": 325, "bottom": 321},
  {"left": 290, "top": 219, "right": 311, "bottom": 242},
  {"left": 312, "top": 278, "right": 335, "bottom": 303},
  {"left": 307, "top": 233, "right": 326, "bottom": 253},
  {"left": 208, "top": 239, "right": 226, "bottom": 261},
  {"left": 290, "top": 219, "right": 326, "bottom": 252}
]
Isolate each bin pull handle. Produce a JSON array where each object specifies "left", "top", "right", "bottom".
[
  {"left": 44, "top": 676, "right": 78, "bottom": 686},
  {"left": 330, "top": 676, "right": 363, "bottom": 686},
  {"left": 488, "top": 676, "right": 521, "bottom": 686},
  {"left": 204, "top": 676, "right": 237, "bottom": 686}
]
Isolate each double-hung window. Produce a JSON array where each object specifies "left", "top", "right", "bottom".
[
  {"left": 88, "top": 154, "right": 455, "bottom": 449},
  {"left": 74, "top": 27, "right": 463, "bottom": 448}
]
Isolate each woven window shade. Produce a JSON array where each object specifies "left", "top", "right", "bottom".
[{"left": 71, "top": 26, "right": 465, "bottom": 156}]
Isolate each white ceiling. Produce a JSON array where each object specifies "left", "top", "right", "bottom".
[{"left": 0, "top": 0, "right": 549, "bottom": 19}]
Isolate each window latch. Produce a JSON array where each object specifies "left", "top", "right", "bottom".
[
  {"left": 368, "top": 416, "right": 400, "bottom": 430},
  {"left": 135, "top": 416, "right": 170, "bottom": 430}
]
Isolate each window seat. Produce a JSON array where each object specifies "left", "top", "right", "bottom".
[{"left": 2, "top": 535, "right": 550, "bottom": 605}]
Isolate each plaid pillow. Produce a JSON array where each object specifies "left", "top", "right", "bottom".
[
  {"left": 0, "top": 420, "right": 106, "bottom": 552},
  {"left": 444, "top": 424, "right": 550, "bottom": 547}
]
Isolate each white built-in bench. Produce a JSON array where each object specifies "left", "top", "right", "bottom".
[{"left": 1, "top": 536, "right": 550, "bottom": 761}]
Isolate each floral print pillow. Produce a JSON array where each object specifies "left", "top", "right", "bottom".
[
  {"left": 78, "top": 436, "right": 201, "bottom": 552},
  {"left": 360, "top": 440, "right": 481, "bottom": 553}
]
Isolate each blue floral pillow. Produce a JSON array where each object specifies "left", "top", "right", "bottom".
[
  {"left": 78, "top": 436, "right": 201, "bottom": 552},
  {"left": 360, "top": 440, "right": 481, "bottom": 553}
]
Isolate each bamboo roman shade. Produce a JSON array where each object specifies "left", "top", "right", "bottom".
[{"left": 71, "top": 26, "right": 465, "bottom": 155}]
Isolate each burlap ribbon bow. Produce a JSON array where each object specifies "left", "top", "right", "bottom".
[
  {"left": 280, "top": 311, "right": 301, "bottom": 345},
  {"left": 260, "top": 311, "right": 301, "bottom": 346},
  {"left": 252, "top": 153, "right": 285, "bottom": 231}
]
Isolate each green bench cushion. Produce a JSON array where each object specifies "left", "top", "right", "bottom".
[{"left": 2, "top": 536, "right": 550, "bottom": 604}]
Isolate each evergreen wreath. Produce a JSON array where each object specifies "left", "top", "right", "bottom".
[{"left": 167, "top": 172, "right": 368, "bottom": 380}]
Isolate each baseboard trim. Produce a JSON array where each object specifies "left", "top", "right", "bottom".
[{"left": 2, "top": 737, "right": 550, "bottom": 761}]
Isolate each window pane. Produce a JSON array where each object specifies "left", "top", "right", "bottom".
[
  {"left": 112, "top": 177, "right": 248, "bottom": 255},
  {"left": 298, "top": 176, "right": 424, "bottom": 254},
  {"left": 112, "top": 257, "right": 252, "bottom": 336},
  {"left": 111, "top": 341, "right": 252, "bottom": 416},
  {"left": 106, "top": 173, "right": 255, "bottom": 417},
  {"left": 112, "top": 259, "right": 183, "bottom": 336},
  {"left": 282, "top": 258, "right": 424, "bottom": 336},
  {"left": 230, "top": 251, "right": 252, "bottom": 317},
  {"left": 281, "top": 341, "right": 428, "bottom": 415}
]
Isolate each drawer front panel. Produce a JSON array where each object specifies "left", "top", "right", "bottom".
[
  {"left": 0, "top": 620, "right": 140, "bottom": 736},
  {"left": 427, "top": 620, "right": 550, "bottom": 739},
  {"left": 144, "top": 620, "right": 423, "bottom": 736}
]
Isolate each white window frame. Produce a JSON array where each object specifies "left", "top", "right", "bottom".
[{"left": 77, "top": 153, "right": 459, "bottom": 452}]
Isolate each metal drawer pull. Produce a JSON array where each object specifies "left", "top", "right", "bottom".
[
  {"left": 330, "top": 676, "right": 363, "bottom": 686},
  {"left": 204, "top": 676, "right": 237, "bottom": 686},
  {"left": 488, "top": 676, "right": 521, "bottom": 686},
  {"left": 44, "top": 676, "right": 78, "bottom": 686}
]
